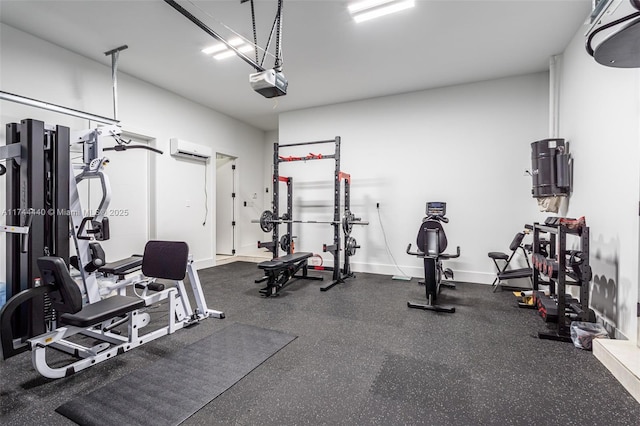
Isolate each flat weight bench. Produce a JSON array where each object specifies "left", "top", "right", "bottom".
[{"left": 256, "top": 252, "right": 323, "bottom": 297}]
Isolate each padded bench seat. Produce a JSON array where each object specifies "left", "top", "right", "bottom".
[
  {"left": 498, "top": 267, "right": 532, "bottom": 280},
  {"left": 258, "top": 252, "right": 313, "bottom": 270},
  {"left": 60, "top": 295, "right": 145, "bottom": 328},
  {"left": 99, "top": 255, "right": 143, "bottom": 275}
]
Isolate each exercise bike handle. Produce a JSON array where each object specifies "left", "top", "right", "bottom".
[
  {"left": 424, "top": 215, "right": 449, "bottom": 223},
  {"left": 439, "top": 246, "right": 461, "bottom": 259},
  {"left": 406, "top": 243, "right": 424, "bottom": 257}
]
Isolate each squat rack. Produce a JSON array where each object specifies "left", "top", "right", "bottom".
[{"left": 257, "top": 136, "right": 364, "bottom": 291}]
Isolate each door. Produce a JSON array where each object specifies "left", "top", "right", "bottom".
[{"left": 216, "top": 154, "right": 236, "bottom": 256}]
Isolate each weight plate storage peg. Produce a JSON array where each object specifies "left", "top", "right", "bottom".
[{"left": 260, "top": 210, "right": 275, "bottom": 232}]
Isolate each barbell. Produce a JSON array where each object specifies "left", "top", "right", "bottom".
[{"left": 253, "top": 209, "right": 368, "bottom": 234}]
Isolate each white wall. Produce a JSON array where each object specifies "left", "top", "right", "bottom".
[
  {"left": 277, "top": 73, "right": 550, "bottom": 283},
  {"left": 0, "top": 23, "right": 266, "bottom": 279},
  {"left": 558, "top": 26, "right": 639, "bottom": 343}
]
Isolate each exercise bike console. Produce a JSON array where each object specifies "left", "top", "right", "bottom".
[{"left": 406, "top": 202, "right": 460, "bottom": 313}]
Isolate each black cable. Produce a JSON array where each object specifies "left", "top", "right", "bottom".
[
  {"left": 586, "top": 11, "right": 640, "bottom": 56},
  {"left": 103, "top": 145, "right": 164, "bottom": 155}
]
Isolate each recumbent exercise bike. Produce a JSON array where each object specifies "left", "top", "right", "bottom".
[{"left": 406, "top": 202, "right": 460, "bottom": 313}]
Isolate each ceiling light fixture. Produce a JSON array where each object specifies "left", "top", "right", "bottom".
[
  {"left": 349, "top": 0, "right": 415, "bottom": 23},
  {"left": 214, "top": 44, "right": 253, "bottom": 60},
  {"left": 202, "top": 37, "right": 248, "bottom": 57}
]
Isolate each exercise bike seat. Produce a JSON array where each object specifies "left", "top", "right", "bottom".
[{"left": 416, "top": 220, "right": 447, "bottom": 255}]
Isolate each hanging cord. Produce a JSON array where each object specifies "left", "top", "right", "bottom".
[
  {"left": 203, "top": 161, "right": 208, "bottom": 226},
  {"left": 377, "top": 208, "right": 410, "bottom": 278}
]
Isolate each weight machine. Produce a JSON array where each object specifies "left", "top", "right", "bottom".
[
  {"left": 0, "top": 118, "right": 224, "bottom": 378},
  {"left": 253, "top": 137, "right": 368, "bottom": 296}
]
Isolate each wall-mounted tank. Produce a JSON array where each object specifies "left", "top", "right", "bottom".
[{"left": 531, "top": 138, "right": 571, "bottom": 198}]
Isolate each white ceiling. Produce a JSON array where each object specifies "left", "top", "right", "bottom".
[{"left": 0, "top": 0, "right": 593, "bottom": 131}]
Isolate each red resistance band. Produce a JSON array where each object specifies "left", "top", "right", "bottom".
[
  {"left": 278, "top": 176, "right": 291, "bottom": 183},
  {"left": 338, "top": 171, "right": 351, "bottom": 183},
  {"left": 279, "top": 155, "right": 302, "bottom": 161},
  {"left": 279, "top": 153, "right": 327, "bottom": 161}
]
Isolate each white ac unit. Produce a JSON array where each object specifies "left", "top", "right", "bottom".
[{"left": 169, "top": 138, "right": 212, "bottom": 161}]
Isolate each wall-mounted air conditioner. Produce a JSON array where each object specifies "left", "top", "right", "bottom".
[{"left": 169, "top": 138, "right": 212, "bottom": 161}]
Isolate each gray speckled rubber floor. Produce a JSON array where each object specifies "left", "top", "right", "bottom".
[
  {"left": 55, "top": 323, "right": 295, "bottom": 426},
  {"left": 1, "top": 261, "right": 639, "bottom": 426}
]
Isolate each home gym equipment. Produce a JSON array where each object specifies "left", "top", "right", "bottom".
[
  {"left": 254, "top": 137, "right": 368, "bottom": 296},
  {"left": 530, "top": 138, "right": 571, "bottom": 198},
  {"left": 0, "top": 118, "right": 224, "bottom": 377},
  {"left": 1, "top": 241, "right": 222, "bottom": 378},
  {"left": 256, "top": 209, "right": 367, "bottom": 234},
  {"left": 405, "top": 202, "right": 460, "bottom": 313},
  {"left": 530, "top": 218, "right": 594, "bottom": 342},
  {"left": 257, "top": 252, "right": 322, "bottom": 297},
  {"left": 487, "top": 225, "right": 534, "bottom": 292}
]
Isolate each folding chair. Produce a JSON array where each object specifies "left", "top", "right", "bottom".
[{"left": 488, "top": 232, "right": 533, "bottom": 292}]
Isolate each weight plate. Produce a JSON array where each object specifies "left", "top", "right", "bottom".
[
  {"left": 280, "top": 234, "right": 291, "bottom": 252},
  {"left": 345, "top": 236, "right": 358, "bottom": 256},
  {"left": 260, "top": 210, "right": 275, "bottom": 233},
  {"left": 342, "top": 211, "right": 354, "bottom": 235}
]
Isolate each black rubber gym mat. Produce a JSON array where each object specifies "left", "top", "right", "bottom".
[{"left": 56, "top": 322, "right": 296, "bottom": 426}]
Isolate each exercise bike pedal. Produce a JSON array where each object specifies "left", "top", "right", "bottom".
[
  {"left": 440, "top": 281, "right": 456, "bottom": 290},
  {"left": 443, "top": 268, "right": 454, "bottom": 280}
]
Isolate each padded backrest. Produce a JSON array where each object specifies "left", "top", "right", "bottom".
[
  {"left": 509, "top": 232, "right": 525, "bottom": 252},
  {"left": 142, "top": 240, "right": 189, "bottom": 280},
  {"left": 37, "top": 257, "right": 83, "bottom": 314},
  {"left": 416, "top": 220, "right": 448, "bottom": 254}
]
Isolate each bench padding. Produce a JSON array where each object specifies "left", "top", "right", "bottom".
[
  {"left": 99, "top": 255, "right": 143, "bottom": 275},
  {"left": 60, "top": 296, "right": 145, "bottom": 328},
  {"left": 258, "top": 252, "right": 313, "bottom": 270}
]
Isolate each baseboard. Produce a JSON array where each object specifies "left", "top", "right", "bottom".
[
  {"left": 348, "top": 261, "right": 495, "bottom": 284},
  {"left": 593, "top": 339, "right": 640, "bottom": 404}
]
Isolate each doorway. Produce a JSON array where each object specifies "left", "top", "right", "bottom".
[{"left": 216, "top": 153, "right": 237, "bottom": 256}]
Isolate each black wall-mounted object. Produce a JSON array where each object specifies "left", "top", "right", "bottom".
[{"left": 531, "top": 138, "right": 571, "bottom": 198}]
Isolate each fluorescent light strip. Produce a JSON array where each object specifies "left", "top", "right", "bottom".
[
  {"left": 201, "top": 37, "right": 245, "bottom": 55},
  {"left": 348, "top": 0, "right": 396, "bottom": 14},
  {"left": 213, "top": 44, "right": 253, "bottom": 60},
  {"left": 352, "top": 0, "right": 415, "bottom": 23}
]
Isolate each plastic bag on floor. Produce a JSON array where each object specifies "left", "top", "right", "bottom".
[{"left": 570, "top": 321, "right": 609, "bottom": 350}]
